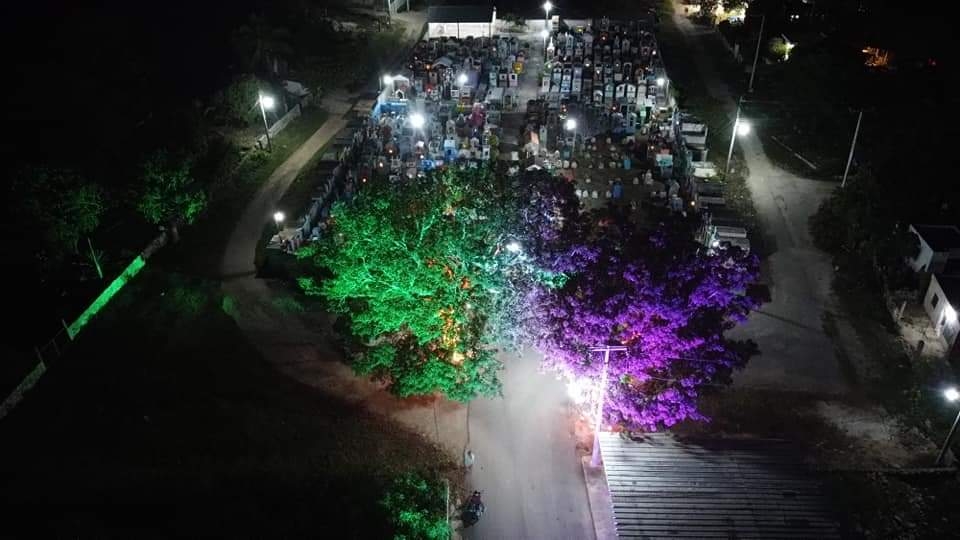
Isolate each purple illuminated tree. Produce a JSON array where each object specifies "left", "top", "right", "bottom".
[{"left": 536, "top": 212, "right": 760, "bottom": 430}]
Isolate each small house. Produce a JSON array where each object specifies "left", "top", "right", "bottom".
[
  {"left": 923, "top": 273, "right": 960, "bottom": 358},
  {"left": 907, "top": 224, "right": 960, "bottom": 273}
]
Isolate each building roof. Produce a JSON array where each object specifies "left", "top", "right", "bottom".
[
  {"left": 599, "top": 432, "right": 840, "bottom": 539},
  {"left": 934, "top": 274, "right": 960, "bottom": 307},
  {"left": 427, "top": 5, "right": 493, "bottom": 23},
  {"left": 912, "top": 224, "right": 960, "bottom": 252}
]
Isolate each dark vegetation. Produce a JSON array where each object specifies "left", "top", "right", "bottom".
[
  {"left": 0, "top": 0, "right": 406, "bottom": 379},
  {"left": 0, "top": 267, "right": 456, "bottom": 538}
]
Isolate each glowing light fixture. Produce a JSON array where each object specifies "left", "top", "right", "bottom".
[
  {"left": 506, "top": 241, "right": 522, "bottom": 253},
  {"left": 945, "top": 387, "right": 960, "bottom": 402},
  {"left": 458, "top": 73, "right": 468, "bottom": 85},
  {"left": 409, "top": 113, "right": 425, "bottom": 129},
  {"left": 565, "top": 118, "right": 577, "bottom": 131}
]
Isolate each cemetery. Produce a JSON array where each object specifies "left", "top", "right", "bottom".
[{"left": 266, "top": 14, "right": 748, "bottom": 257}]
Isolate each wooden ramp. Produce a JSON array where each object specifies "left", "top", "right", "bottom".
[{"left": 599, "top": 432, "right": 841, "bottom": 539}]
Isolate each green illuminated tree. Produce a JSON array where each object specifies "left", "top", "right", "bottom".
[
  {"left": 380, "top": 472, "right": 450, "bottom": 540},
  {"left": 137, "top": 150, "right": 207, "bottom": 243},
  {"left": 298, "top": 168, "right": 581, "bottom": 401},
  {"left": 10, "top": 166, "right": 105, "bottom": 264}
]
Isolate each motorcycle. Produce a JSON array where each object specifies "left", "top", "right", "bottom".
[{"left": 461, "top": 491, "right": 485, "bottom": 527}]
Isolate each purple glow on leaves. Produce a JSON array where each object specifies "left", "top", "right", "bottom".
[{"left": 533, "top": 220, "right": 760, "bottom": 431}]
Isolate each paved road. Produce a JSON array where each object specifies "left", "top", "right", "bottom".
[
  {"left": 666, "top": 1, "right": 848, "bottom": 394},
  {"left": 465, "top": 348, "right": 595, "bottom": 540}
]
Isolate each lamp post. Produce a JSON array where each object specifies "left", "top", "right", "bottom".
[
  {"left": 726, "top": 97, "right": 750, "bottom": 174},
  {"left": 258, "top": 93, "right": 276, "bottom": 152},
  {"left": 273, "top": 211, "right": 285, "bottom": 233},
  {"left": 457, "top": 73, "right": 468, "bottom": 99},
  {"left": 409, "top": 112, "right": 425, "bottom": 130},
  {"left": 540, "top": 28, "right": 549, "bottom": 56},
  {"left": 589, "top": 345, "right": 627, "bottom": 468},
  {"left": 565, "top": 117, "right": 577, "bottom": 154},
  {"left": 748, "top": 14, "right": 765, "bottom": 93},
  {"left": 543, "top": 1, "right": 553, "bottom": 31},
  {"left": 656, "top": 75, "right": 670, "bottom": 106},
  {"left": 841, "top": 109, "right": 863, "bottom": 188},
  {"left": 936, "top": 387, "right": 960, "bottom": 466}
]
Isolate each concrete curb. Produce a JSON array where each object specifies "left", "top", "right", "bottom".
[{"left": 581, "top": 456, "right": 617, "bottom": 540}]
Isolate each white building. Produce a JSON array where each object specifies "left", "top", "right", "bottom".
[
  {"left": 923, "top": 274, "right": 960, "bottom": 357},
  {"left": 427, "top": 5, "right": 496, "bottom": 39},
  {"left": 907, "top": 224, "right": 960, "bottom": 273}
]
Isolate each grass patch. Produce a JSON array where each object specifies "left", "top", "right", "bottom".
[
  {"left": 0, "top": 266, "right": 457, "bottom": 537},
  {"left": 825, "top": 471, "right": 960, "bottom": 539},
  {"left": 830, "top": 258, "right": 958, "bottom": 455},
  {"left": 163, "top": 106, "right": 330, "bottom": 276}
]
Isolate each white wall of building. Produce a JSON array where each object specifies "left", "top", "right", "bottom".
[
  {"left": 924, "top": 275, "right": 960, "bottom": 346},
  {"left": 908, "top": 225, "right": 936, "bottom": 272},
  {"left": 427, "top": 22, "right": 491, "bottom": 39}
]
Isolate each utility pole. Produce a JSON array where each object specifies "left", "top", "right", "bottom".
[
  {"left": 748, "top": 15, "right": 765, "bottom": 93},
  {"left": 589, "top": 345, "right": 628, "bottom": 468},
  {"left": 841, "top": 109, "right": 863, "bottom": 188},
  {"left": 936, "top": 406, "right": 960, "bottom": 466}
]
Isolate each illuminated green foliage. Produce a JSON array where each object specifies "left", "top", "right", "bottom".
[
  {"left": 10, "top": 166, "right": 105, "bottom": 262},
  {"left": 299, "top": 168, "right": 581, "bottom": 401},
  {"left": 137, "top": 150, "right": 207, "bottom": 230},
  {"left": 299, "top": 169, "right": 511, "bottom": 399},
  {"left": 380, "top": 472, "right": 450, "bottom": 540}
]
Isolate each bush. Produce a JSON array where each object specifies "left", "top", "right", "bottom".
[{"left": 380, "top": 472, "right": 450, "bottom": 540}]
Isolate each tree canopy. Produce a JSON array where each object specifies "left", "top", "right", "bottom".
[
  {"left": 536, "top": 214, "right": 760, "bottom": 430},
  {"left": 298, "top": 169, "right": 581, "bottom": 401},
  {"left": 380, "top": 472, "right": 450, "bottom": 540},
  {"left": 10, "top": 166, "right": 105, "bottom": 264},
  {"left": 137, "top": 150, "right": 207, "bottom": 231},
  {"left": 300, "top": 168, "right": 761, "bottom": 426}
]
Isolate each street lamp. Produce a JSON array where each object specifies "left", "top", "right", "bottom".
[
  {"left": 936, "top": 386, "right": 960, "bottom": 466},
  {"left": 457, "top": 73, "right": 468, "bottom": 85},
  {"left": 258, "top": 93, "right": 276, "bottom": 152},
  {"left": 725, "top": 97, "right": 750, "bottom": 174},
  {"left": 589, "top": 345, "right": 627, "bottom": 467},
  {"left": 409, "top": 113, "right": 425, "bottom": 130},
  {"left": 273, "top": 211, "right": 285, "bottom": 233},
  {"left": 540, "top": 28, "right": 549, "bottom": 55},
  {"left": 505, "top": 240, "right": 522, "bottom": 254},
  {"left": 543, "top": 1, "right": 553, "bottom": 30},
  {"left": 565, "top": 117, "right": 577, "bottom": 153},
  {"left": 381, "top": 74, "right": 394, "bottom": 92}
]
